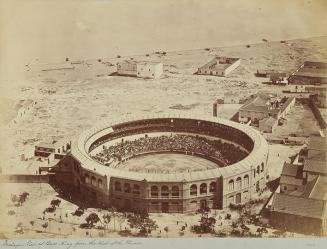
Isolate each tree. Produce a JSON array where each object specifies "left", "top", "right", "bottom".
[
  {"left": 127, "top": 213, "right": 158, "bottom": 236},
  {"left": 50, "top": 199, "right": 61, "bottom": 208},
  {"left": 42, "top": 222, "right": 48, "bottom": 232},
  {"left": 18, "top": 192, "right": 29, "bottom": 206},
  {"left": 85, "top": 213, "right": 100, "bottom": 227},
  {"left": 15, "top": 222, "right": 24, "bottom": 234},
  {"left": 164, "top": 226, "right": 169, "bottom": 237},
  {"left": 11, "top": 194, "right": 19, "bottom": 204},
  {"left": 191, "top": 216, "right": 216, "bottom": 234},
  {"left": 103, "top": 213, "right": 111, "bottom": 233}
]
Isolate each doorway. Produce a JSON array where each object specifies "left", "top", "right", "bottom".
[
  {"left": 200, "top": 200, "right": 207, "bottom": 210},
  {"left": 161, "top": 202, "right": 169, "bottom": 213}
]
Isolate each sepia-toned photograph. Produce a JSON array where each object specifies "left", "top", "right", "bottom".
[{"left": 0, "top": 0, "right": 326, "bottom": 242}]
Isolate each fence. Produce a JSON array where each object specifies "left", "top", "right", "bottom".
[{"left": 0, "top": 174, "right": 50, "bottom": 183}]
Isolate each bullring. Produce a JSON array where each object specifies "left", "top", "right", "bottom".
[{"left": 56, "top": 114, "right": 269, "bottom": 213}]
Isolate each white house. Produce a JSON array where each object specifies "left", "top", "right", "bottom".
[{"left": 117, "top": 60, "right": 163, "bottom": 79}]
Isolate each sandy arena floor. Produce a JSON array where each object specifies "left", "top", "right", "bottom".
[{"left": 118, "top": 153, "right": 219, "bottom": 173}]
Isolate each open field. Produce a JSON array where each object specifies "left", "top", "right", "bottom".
[{"left": 1, "top": 36, "right": 327, "bottom": 175}]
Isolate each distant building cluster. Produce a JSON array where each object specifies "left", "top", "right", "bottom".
[
  {"left": 116, "top": 60, "right": 163, "bottom": 79},
  {"left": 197, "top": 56, "right": 241, "bottom": 77},
  {"left": 238, "top": 93, "right": 295, "bottom": 133},
  {"left": 288, "top": 61, "right": 327, "bottom": 86},
  {"left": 269, "top": 136, "right": 327, "bottom": 236}
]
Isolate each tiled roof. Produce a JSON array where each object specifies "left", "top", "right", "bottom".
[
  {"left": 280, "top": 175, "right": 303, "bottom": 186},
  {"left": 307, "top": 137, "right": 327, "bottom": 152},
  {"left": 303, "top": 61, "right": 327, "bottom": 69},
  {"left": 308, "top": 151, "right": 327, "bottom": 162},
  {"left": 303, "top": 160, "right": 327, "bottom": 175},
  {"left": 309, "top": 176, "right": 327, "bottom": 201},
  {"left": 239, "top": 94, "right": 274, "bottom": 113},
  {"left": 281, "top": 163, "right": 302, "bottom": 177},
  {"left": 260, "top": 117, "right": 277, "bottom": 126},
  {"left": 271, "top": 193, "right": 326, "bottom": 219}
]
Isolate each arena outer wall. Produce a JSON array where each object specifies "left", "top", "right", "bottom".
[{"left": 55, "top": 114, "right": 269, "bottom": 213}]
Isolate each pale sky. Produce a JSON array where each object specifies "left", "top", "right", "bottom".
[{"left": 0, "top": 0, "right": 326, "bottom": 79}]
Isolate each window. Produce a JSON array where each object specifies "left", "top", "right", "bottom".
[
  {"left": 261, "top": 163, "right": 264, "bottom": 172},
  {"left": 124, "top": 183, "right": 131, "bottom": 193},
  {"left": 172, "top": 186, "right": 179, "bottom": 197},
  {"left": 256, "top": 166, "right": 260, "bottom": 174},
  {"left": 151, "top": 186, "right": 159, "bottom": 197},
  {"left": 84, "top": 174, "right": 90, "bottom": 184},
  {"left": 244, "top": 175, "right": 249, "bottom": 186},
  {"left": 200, "top": 183, "right": 207, "bottom": 194},
  {"left": 133, "top": 184, "right": 140, "bottom": 195},
  {"left": 91, "top": 176, "right": 96, "bottom": 186},
  {"left": 228, "top": 180, "right": 234, "bottom": 191},
  {"left": 161, "top": 186, "right": 169, "bottom": 197},
  {"left": 236, "top": 177, "right": 242, "bottom": 189},
  {"left": 115, "top": 181, "right": 121, "bottom": 191},
  {"left": 209, "top": 182, "right": 216, "bottom": 193},
  {"left": 190, "top": 184, "right": 197, "bottom": 196},
  {"left": 98, "top": 179, "right": 103, "bottom": 188}
]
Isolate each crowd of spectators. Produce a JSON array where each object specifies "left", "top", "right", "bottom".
[
  {"left": 88, "top": 118, "right": 254, "bottom": 153},
  {"left": 91, "top": 134, "right": 248, "bottom": 167}
]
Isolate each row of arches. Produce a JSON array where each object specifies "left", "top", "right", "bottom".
[
  {"left": 113, "top": 181, "right": 217, "bottom": 197},
  {"left": 84, "top": 174, "right": 103, "bottom": 188},
  {"left": 228, "top": 175, "right": 249, "bottom": 192},
  {"left": 190, "top": 182, "right": 216, "bottom": 196},
  {"left": 150, "top": 185, "right": 180, "bottom": 197},
  {"left": 115, "top": 182, "right": 140, "bottom": 195}
]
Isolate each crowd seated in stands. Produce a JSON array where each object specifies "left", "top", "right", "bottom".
[
  {"left": 89, "top": 118, "right": 254, "bottom": 153},
  {"left": 91, "top": 134, "right": 248, "bottom": 167}
]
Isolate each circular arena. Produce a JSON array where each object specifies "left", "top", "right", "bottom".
[{"left": 57, "top": 114, "right": 269, "bottom": 213}]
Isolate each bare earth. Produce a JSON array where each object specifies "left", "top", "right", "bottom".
[{"left": 0, "top": 36, "right": 326, "bottom": 238}]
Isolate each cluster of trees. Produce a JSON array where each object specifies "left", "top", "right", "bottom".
[
  {"left": 191, "top": 214, "right": 216, "bottom": 234},
  {"left": 127, "top": 212, "right": 158, "bottom": 236}
]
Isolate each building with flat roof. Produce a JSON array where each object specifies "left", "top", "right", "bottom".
[
  {"left": 288, "top": 61, "right": 327, "bottom": 85},
  {"left": 269, "top": 136, "right": 327, "bottom": 235},
  {"left": 117, "top": 60, "right": 163, "bottom": 79},
  {"left": 197, "top": 56, "right": 241, "bottom": 77}
]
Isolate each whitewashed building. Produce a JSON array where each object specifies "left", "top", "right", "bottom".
[
  {"left": 197, "top": 56, "right": 241, "bottom": 77},
  {"left": 117, "top": 60, "right": 163, "bottom": 79}
]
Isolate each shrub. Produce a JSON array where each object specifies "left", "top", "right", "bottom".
[
  {"left": 225, "top": 213, "right": 231, "bottom": 220},
  {"left": 44, "top": 206, "right": 56, "bottom": 213},
  {"left": 8, "top": 210, "right": 15, "bottom": 215}
]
